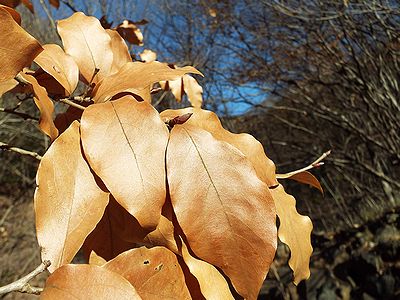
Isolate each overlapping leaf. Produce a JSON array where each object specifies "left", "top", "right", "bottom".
[
  {"left": 34, "top": 121, "right": 110, "bottom": 272},
  {"left": 104, "top": 247, "right": 191, "bottom": 300},
  {"left": 0, "top": 0, "right": 34, "bottom": 13},
  {"left": 0, "top": 4, "right": 21, "bottom": 23},
  {"left": 167, "top": 124, "right": 277, "bottom": 300},
  {"left": 80, "top": 96, "right": 169, "bottom": 230},
  {"left": 106, "top": 29, "right": 132, "bottom": 75},
  {"left": 161, "top": 108, "right": 278, "bottom": 187},
  {"left": 180, "top": 238, "right": 234, "bottom": 300},
  {"left": 82, "top": 200, "right": 138, "bottom": 262},
  {"left": 57, "top": 12, "right": 113, "bottom": 84},
  {"left": 0, "top": 7, "right": 42, "bottom": 83},
  {"left": 269, "top": 184, "right": 313, "bottom": 284},
  {"left": 0, "top": 79, "right": 18, "bottom": 97},
  {"left": 19, "top": 72, "right": 58, "bottom": 140},
  {"left": 41, "top": 264, "right": 142, "bottom": 299},
  {"left": 143, "top": 199, "right": 179, "bottom": 254},
  {"left": 159, "top": 66, "right": 203, "bottom": 108},
  {"left": 92, "top": 61, "right": 202, "bottom": 103},
  {"left": 34, "top": 44, "right": 79, "bottom": 95}
]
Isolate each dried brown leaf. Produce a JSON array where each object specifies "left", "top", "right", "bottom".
[
  {"left": 143, "top": 199, "right": 179, "bottom": 254},
  {"left": 106, "top": 29, "right": 132, "bottom": 75},
  {"left": 161, "top": 108, "right": 278, "bottom": 187},
  {"left": 41, "top": 264, "right": 142, "bottom": 299},
  {"left": 116, "top": 20, "right": 144, "bottom": 46},
  {"left": 139, "top": 49, "right": 157, "bottom": 62},
  {"left": 0, "top": 7, "right": 42, "bottom": 83},
  {"left": 19, "top": 72, "right": 59, "bottom": 140},
  {"left": 49, "top": 0, "right": 59, "bottom": 8},
  {"left": 34, "top": 121, "right": 110, "bottom": 272},
  {"left": 89, "top": 251, "right": 107, "bottom": 266},
  {"left": 167, "top": 124, "right": 277, "bottom": 300},
  {"left": 82, "top": 199, "right": 138, "bottom": 262},
  {"left": 21, "top": 0, "right": 33, "bottom": 12},
  {"left": 0, "top": 4, "right": 21, "bottom": 23},
  {"left": 104, "top": 247, "right": 191, "bottom": 300},
  {"left": 57, "top": 12, "right": 113, "bottom": 84},
  {"left": 269, "top": 184, "right": 313, "bottom": 284},
  {"left": 0, "top": 79, "right": 18, "bottom": 97},
  {"left": 80, "top": 96, "right": 169, "bottom": 230},
  {"left": 183, "top": 74, "right": 203, "bottom": 108},
  {"left": 34, "top": 44, "right": 79, "bottom": 95},
  {"left": 92, "top": 61, "right": 202, "bottom": 103},
  {"left": 285, "top": 171, "right": 323, "bottom": 194},
  {"left": 180, "top": 238, "right": 234, "bottom": 300}
]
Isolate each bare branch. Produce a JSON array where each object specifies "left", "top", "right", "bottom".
[
  {"left": 277, "top": 150, "right": 331, "bottom": 179},
  {"left": 0, "top": 260, "right": 51, "bottom": 296},
  {"left": 58, "top": 98, "right": 86, "bottom": 110},
  {"left": 0, "top": 142, "right": 42, "bottom": 160}
]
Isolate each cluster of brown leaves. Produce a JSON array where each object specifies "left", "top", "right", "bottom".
[{"left": 0, "top": 7, "right": 315, "bottom": 300}]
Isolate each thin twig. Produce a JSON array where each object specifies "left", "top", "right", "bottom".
[
  {"left": 276, "top": 150, "right": 331, "bottom": 179},
  {"left": 0, "top": 142, "right": 42, "bottom": 160},
  {"left": 38, "top": 0, "right": 56, "bottom": 31},
  {"left": 0, "top": 261, "right": 51, "bottom": 296},
  {"left": 0, "top": 108, "right": 38, "bottom": 121},
  {"left": 59, "top": 99, "right": 86, "bottom": 110}
]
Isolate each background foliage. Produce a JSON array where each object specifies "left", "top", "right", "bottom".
[{"left": 0, "top": 0, "right": 399, "bottom": 299}]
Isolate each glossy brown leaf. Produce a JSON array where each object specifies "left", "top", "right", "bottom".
[
  {"left": 19, "top": 73, "right": 58, "bottom": 140},
  {"left": 104, "top": 246, "right": 191, "bottom": 300},
  {"left": 57, "top": 12, "right": 113, "bottom": 84},
  {"left": 34, "top": 121, "right": 109, "bottom": 272},
  {"left": 167, "top": 124, "right": 277, "bottom": 300},
  {"left": 34, "top": 44, "right": 79, "bottom": 95},
  {"left": 180, "top": 238, "right": 234, "bottom": 300},
  {"left": 116, "top": 20, "right": 144, "bottom": 46},
  {"left": 161, "top": 108, "right": 278, "bottom": 187},
  {"left": 269, "top": 184, "right": 313, "bottom": 285},
  {"left": 41, "top": 264, "right": 142, "bottom": 299},
  {"left": 80, "top": 96, "right": 169, "bottom": 229},
  {"left": 0, "top": 7, "right": 42, "bottom": 83},
  {"left": 106, "top": 29, "right": 132, "bottom": 75},
  {"left": 92, "top": 61, "right": 202, "bottom": 103},
  {"left": 0, "top": 4, "right": 20, "bottom": 23}
]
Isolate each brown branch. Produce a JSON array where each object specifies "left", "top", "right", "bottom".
[
  {"left": 276, "top": 150, "right": 331, "bottom": 179},
  {"left": 0, "top": 260, "right": 51, "bottom": 296},
  {"left": 58, "top": 98, "right": 86, "bottom": 110},
  {"left": 0, "top": 142, "right": 42, "bottom": 160}
]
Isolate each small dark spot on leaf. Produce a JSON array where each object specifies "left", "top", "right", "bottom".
[
  {"left": 143, "top": 260, "right": 150, "bottom": 265},
  {"left": 155, "top": 263, "right": 163, "bottom": 271}
]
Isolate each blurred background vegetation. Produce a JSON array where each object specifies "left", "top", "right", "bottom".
[{"left": 0, "top": 0, "right": 399, "bottom": 299}]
